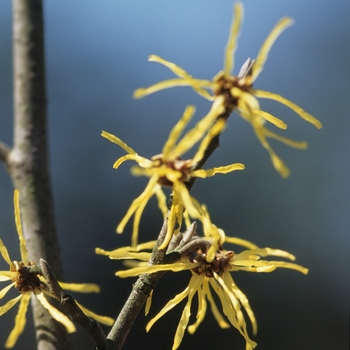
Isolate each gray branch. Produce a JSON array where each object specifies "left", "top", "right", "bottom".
[
  {"left": 40, "top": 259, "right": 110, "bottom": 350},
  {"left": 0, "top": 141, "right": 11, "bottom": 163},
  {"left": 7, "top": 1, "right": 71, "bottom": 349}
]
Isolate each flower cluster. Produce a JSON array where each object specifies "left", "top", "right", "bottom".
[
  {"left": 103, "top": 102, "right": 244, "bottom": 248},
  {"left": 98, "top": 2, "right": 318, "bottom": 349},
  {"left": 0, "top": 190, "right": 114, "bottom": 348},
  {"left": 97, "top": 222, "right": 308, "bottom": 350},
  {"left": 134, "top": 2, "right": 322, "bottom": 178}
]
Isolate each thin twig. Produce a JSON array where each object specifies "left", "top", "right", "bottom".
[
  {"left": 40, "top": 259, "right": 110, "bottom": 349},
  {"left": 106, "top": 101, "right": 233, "bottom": 349},
  {"left": 6, "top": 1, "right": 70, "bottom": 349},
  {"left": 0, "top": 141, "right": 11, "bottom": 163}
]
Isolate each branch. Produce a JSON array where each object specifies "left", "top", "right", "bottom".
[
  {"left": 0, "top": 141, "right": 11, "bottom": 163},
  {"left": 40, "top": 259, "right": 110, "bottom": 350},
  {"left": 106, "top": 103, "right": 231, "bottom": 348},
  {"left": 6, "top": 1, "right": 71, "bottom": 348}
]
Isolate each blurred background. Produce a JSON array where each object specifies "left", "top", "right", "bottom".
[{"left": 0, "top": 0, "right": 349, "bottom": 349}]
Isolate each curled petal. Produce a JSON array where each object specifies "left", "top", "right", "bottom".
[
  {"left": 251, "top": 122, "right": 291, "bottom": 178},
  {"left": 0, "top": 282, "right": 16, "bottom": 299},
  {"left": 5, "top": 293, "right": 30, "bottom": 349},
  {"left": 253, "top": 109, "right": 287, "bottom": 129},
  {"left": 191, "top": 163, "right": 245, "bottom": 178},
  {"left": 204, "top": 279, "right": 230, "bottom": 329},
  {"left": 235, "top": 247, "right": 296, "bottom": 261},
  {"left": 145, "top": 290, "right": 153, "bottom": 316},
  {"left": 0, "top": 294, "right": 22, "bottom": 317},
  {"left": 58, "top": 282, "right": 100, "bottom": 293},
  {"left": 149, "top": 55, "right": 201, "bottom": 82},
  {"left": 223, "top": 272, "right": 257, "bottom": 335},
  {"left": 36, "top": 293, "right": 76, "bottom": 333},
  {"left": 187, "top": 282, "right": 207, "bottom": 334},
  {"left": 116, "top": 261, "right": 199, "bottom": 278},
  {"left": 231, "top": 259, "right": 308, "bottom": 274},
  {"left": 113, "top": 154, "right": 152, "bottom": 170},
  {"left": 162, "top": 105, "right": 196, "bottom": 158},
  {"left": 172, "top": 274, "right": 205, "bottom": 350},
  {"left": 101, "top": 131, "right": 137, "bottom": 154},
  {"left": 0, "top": 271, "right": 15, "bottom": 282},
  {"left": 224, "top": 236, "right": 259, "bottom": 250},
  {"left": 75, "top": 300, "right": 114, "bottom": 326},
  {"left": 251, "top": 17, "right": 294, "bottom": 82},
  {"left": 192, "top": 118, "right": 226, "bottom": 164},
  {"left": 14, "top": 190, "right": 28, "bottom": 263},
  {"left": 173, "top": 181, "right": 201, "bottom": 219},
  {"left": 209, "top": 277, "right": 257, "bottom": 349},
  {"left": 116, "top": 176, "right": 159, "bottom": 245},
  {"left": 137, "top": 55, "right": 214, "bottom": 100},
  {"left": 170, "top": 95, "right": 225, "bottom": 158},
  {"left": 159, "top": 200, "right": 182, "bottom": 251},
  {"left": 134, "top": 78, "right": 213, "bottom": 101},
  {"left": 109, "top": 251, "right": 151, "bottom": 261},
  {"left": 96, "top": 240, "right": 156, "bottom": 256},
  {"left": 264, "top": 128, "right": 308, "bottom": 149},
  {"left": 0, "top": 239, "right": 12, "bottom": 266},
  {"left": 224, "top": 2, "right": 243, "bottom": 76},
  {"left": 146, "top": 280, "right": 191, "bottom": 333},
  {"left": 232, "top": 87, "right": 260, "bottom": 111},
  {"left": 253, "top": 89, "right": 322, "bottom": 129}
]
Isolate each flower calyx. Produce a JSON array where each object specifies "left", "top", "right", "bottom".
[{"left": 10, "top": 260, "right": 45, "bottom": 295}]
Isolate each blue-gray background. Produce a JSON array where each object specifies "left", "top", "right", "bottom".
[{"left": 0, "top": 1, "right": 348, "bottom": 349}]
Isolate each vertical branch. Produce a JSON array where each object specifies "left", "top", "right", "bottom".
[{"left": 7, "top": 1, "right": 72, "bottom": 349}]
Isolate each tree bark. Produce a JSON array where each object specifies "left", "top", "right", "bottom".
[{"left": 8, "top": 1, "right": 72, "bottom": 348}]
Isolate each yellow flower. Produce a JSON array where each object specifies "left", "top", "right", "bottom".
[
  {"left": 133, "top": 2, "right": 322, "bottom": 177},
  {"left": 0, "top": 190, "right": 114, "bottom": 348},
  {"left": 102, "top": 104, "right": 244, "bottom": 248},
  {"left": 99, "top": 231, "right": 307, "bottom": 350}
]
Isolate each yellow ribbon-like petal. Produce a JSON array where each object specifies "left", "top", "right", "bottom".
[
  {"left": 75, "top": 300, "right": 114, "bottom": 326},
  {"left": 0, "top": 271, "right": 15, "bottom": 282},
  {"left": 134, "top": 78, "right": 213, "bottom": 100},
  {"left": 0, "top": 239, "right": 12, "bottom": 266},
  {"left": 187, "top": 281, "right": 207, "bottom": 334},
  {"left": 172, "top": 274, "right": 205, "bottom": 350},
  {"left": 251, "top": 17, "right": 294, "bottom": 82},
  {"left": 145, "top": 290, "right": 153, "bottom": 316},
  {"left": 192, "top": 118, "right": 226, "bottom": 164},
  {"left": 204, "top": 279, "right": 230, "bottom": 329},
  {"left": 223, "top": 272, "right": 257, "bottom": 335},
  {"left": 253, "top": 89, "right": 322, "bottom": 129},
  {"left": 116, "top": 175, "right": 158, "bottom": 236},
  {"left": 14, "top": 190, "right": 28, "bottom": 263},
  {"left": 0, "top": 282, "right": 15, "bottom": 299},
  {"left": 191, "top": 163, "right": 245, "bottom": 178},
  {"left": 0, "top": 294, "right": 22, "bottom": 317},
  {"left": 101, "top": 131, "right": 137, "bottom": 154},
  {"left": 162, "top": 105, "right": 196, "bottom": 158},
  {"left": 224, "top": 236, "right": 259, "bottom": 250},
  {"left": 116, "top": 261, "right": 199, "bottom": 278},
  {"left": 58, "top": 282, "right": 100, "bottom": 293},
  {"left": 109, "top": 251, "right": 151, "bottom": 261},
  {"left": 170, "top": 95, "right": 225, "bottom": 158},
  {"left": 146, "top": 282, "right": 190, "bottom": 333},
  {"left": 36, "top": 293, "right": 76, "bottom": 333},
  {"left": 224, "top": 2, "right": 243, "bottom": 76},
  {"left": 253, "top": 109, "right": 287, "bottom": 129},
  {"left": 5, "top": 292, "right": 30, "bottom": 349}
]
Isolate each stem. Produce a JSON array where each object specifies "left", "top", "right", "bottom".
[
  {"left": 7, "top": 1, "right": 71, "bottom": 348},
  {"left": 0, "top": 141, "right": 11, "bottom": 163},
  {"left": 106, "top": 104, "right": 231, "bottom": 349},
  {"left": 40, "top": 259, "right": 110, "bottom": 349}
]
